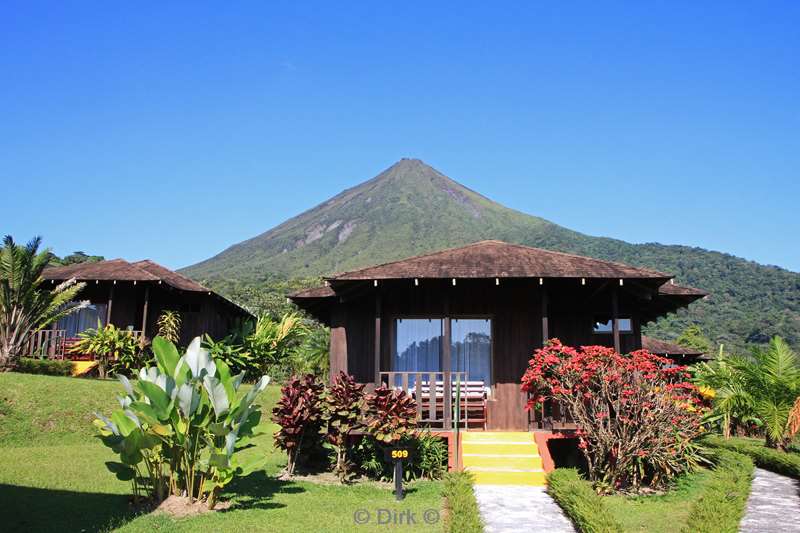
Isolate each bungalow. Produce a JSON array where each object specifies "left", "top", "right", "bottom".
[
  {"left": 27, "top": 259, "right": 252, "bottom": 358},
  {"left": 290, "top": 240, "right": 707, "bottom": 480}
]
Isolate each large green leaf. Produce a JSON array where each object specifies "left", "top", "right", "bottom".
[
  {"left": 105, "top": 462, "right": 136, "bottom": 481},
  {"left": 203, "top": 376, "right": 230, "bottom": 418},
  {"left": 137, "top": 380, "right": 172, "bottom": 420},
  {"left": 152, "top": 336, "right": 181, "bottom": 377}
]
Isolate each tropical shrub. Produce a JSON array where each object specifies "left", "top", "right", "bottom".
[
  {"left": 271, "top": 374, "right": 324, "bottom": 476},
  {"left": 291, "top": 325, "right": 330, "bottom": 379},
  {"left": 156, "top": 310, "right": 181, "bottom": 344},
  {"left": 684, "top": 449, "right": 753, "bottom": 533},
  {"left": 364, "top": 384, "right": 417, "bottom": 444},
  {"left": 14, "top": 357, "right": 73, "bottom": 376},
  {"left": 71, "top": 322, "right": 143, "bottom": 379},
  {"left": 521, "top": 340, "right": 707, "bottom": 492},
  {"left": 0, "top": 235, "right": 86, "bottom": 369},
  {"left": 94, "top": 336, "right": 270, "bottom": 509},
  {"left": 203, "top": 333, "right": 255, "bottom": 377},
  {"left": 319, "top": 371, "right": 365, "bottom": 482},
  {"left": 442, "top": 471, "right": 483, "bottom": 533},
  {"left": 246, "top": 313, "right": 307, "bottom": 379},
  {"left": 694, "top": 337, "right": 800, "bottom": 449},
  {"left": 414, "top": 430, "right": 448, "bottom": 480},
  {"left": 547, "top": 468, "right": 622, "bottom": 533}
]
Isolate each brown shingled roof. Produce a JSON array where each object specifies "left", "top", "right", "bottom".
[
  {"left": 328, "top": 241, "right": 672, "bottom": 281},
  {"left": 132, "top": 260, "right": 208, "bottom": 292},
  {"left": 658, "top": 282, "right": 709, "bottom": 297},
  {"left": 44, "top": 259, "right": 159, "bottom": 282},
  {"left": 290, "top": 285, "right": 336, "bottom": 299},
  {"left": 642, "top": 336, "right": 705, "bottom": 357},
  {"left": 44, "top": 259, "right": 252, "bottom": 316}
]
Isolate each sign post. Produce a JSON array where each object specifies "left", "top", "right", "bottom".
[{"left": 384, "top": 446, "right": 412, "bottom": 501}]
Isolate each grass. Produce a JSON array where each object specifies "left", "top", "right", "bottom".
[
  {"left": 603, "top": 470, "right": 712, "bottom": 533},
  {"left": 550, "top": 452, "right": 754, "bottom": 533},
  {"left": 441, "top": 471, "right": 482, "bottom": 533},
  {"left": 0, "top": 373, "right": 445, "bottom": 532}
]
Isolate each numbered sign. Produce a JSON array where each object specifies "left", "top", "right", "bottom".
[{"left": 384, "top": 446, "right": 413, "bottom": 462}]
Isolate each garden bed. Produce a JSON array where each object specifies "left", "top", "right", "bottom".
[
  {"left": 548, "top": 449, "right": 753, "bottom": 533},
  {"left": 0, "top": 373, "right": 446, "bottom": 532}
]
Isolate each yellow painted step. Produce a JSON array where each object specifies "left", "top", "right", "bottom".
[
  {"left": 466, "top": 468, "right": 547, "bottom": 486},
  {"left": 461, "top": 432, "right": 535, "bottom": 443},
  {"left": 462, "top": 442, "right": 537, "bottom": 456},
  {"left": 462, "top": 454, "right": 543, "bottom": 470}
]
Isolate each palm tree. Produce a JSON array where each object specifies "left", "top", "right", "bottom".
[
  {"left": 0, "top": 236, "right": 87, "bottom": 369},
  {"left": 697, "top": 337, "right": 800, "bottom": 448}
]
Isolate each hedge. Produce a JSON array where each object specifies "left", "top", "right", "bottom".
[
  {"left": 703, "top": 435, "right": 800, "bottom": 479},
  {"left": 684, "top": 449, "right": 754, "bottom": 533},
  {"left": 547, "top": 468, "right": 622, "bottom": 533},
  {"left": 442, "top": 471, "right": 483, "bottom": 533},
  {"left": 13, "top": 357, "right": 73, "bottom": 376}
]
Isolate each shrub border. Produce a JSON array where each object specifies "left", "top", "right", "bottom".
[
  {"left": 703, "top": 435, "right": 800, "bottom": 479},
  {"left": 442, "top": 471, "right": 483, "bottom": 533},
  {"left": 684, "top": 448, "right": 754, "bottom": 533},
  {"left": 546, "top": 468, "right": 622, "bottom": 533},
  {"left": 13, "top": 357, "right": 73, "bottom": 376}
]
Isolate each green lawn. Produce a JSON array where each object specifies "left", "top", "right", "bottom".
[
  {"left": 0, "top": 373, "right": 444, "bottom": 532},
  {"left": 603, "top": 470, "right": 713, "bottom": 533}
]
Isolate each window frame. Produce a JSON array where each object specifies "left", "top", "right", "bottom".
[{"left": 390, "top": 314, "right": 494, "bottom": 392}]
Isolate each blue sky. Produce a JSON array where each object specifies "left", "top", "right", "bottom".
[{"left": 2, "top": 2, "right": 798, "bottom": 271}]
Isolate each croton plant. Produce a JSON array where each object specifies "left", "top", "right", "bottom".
[
  {"left": 364, "top": 384, "right": 418, "bottom": 444},
  {"left": 271, "top": 373, "right": 325, "bottom": 476},
  {"left": 319, "top": 371, "right": 365, "bottom": 482}
]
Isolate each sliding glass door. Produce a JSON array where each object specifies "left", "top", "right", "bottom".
[
  {"left": 451, "top": 318, "right": 492, "bottom": 385},
  {"left": 392, "top": 316, "right": 492, "bottom": 387}
]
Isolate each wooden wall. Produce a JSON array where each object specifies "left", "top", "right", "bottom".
[{"left": 330, "top": 278, "right": 647, "bottom": 431}]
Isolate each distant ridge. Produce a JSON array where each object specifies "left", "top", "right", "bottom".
[{"left": 182, "top": 159, "right": 800, "bottom": 350}]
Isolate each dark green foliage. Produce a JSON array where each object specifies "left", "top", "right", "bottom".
[
  {"left": 676, "top": 325, "right": 713, "bottom": 354},
  {"left": 415, "top": 430, "right": 448, "bottom": 480},
  {"left": 181, "top": 159, "right": 800, "bottom": 353},
  {"left": 684, "top": 449, "right": 753, "bottom": 533},
  {"left": 547, "top": 468, "right": 623, "bottom": 533},
  {"left": 703, "top": 435, "right": 800, "bottom": 478},
  {"left": 352, "top": 432, "right": 448, "bottom": 482},
  {"left": 50, "top": 251, "right": 104, "bottom": 266},
  {"left": 441, "top": 471, "right": 483, "bottom": 533},
  {"left": 13, "top": 357, "right": 72, "bottom": 376}
]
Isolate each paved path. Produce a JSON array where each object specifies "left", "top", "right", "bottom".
[
  {"left": 740, "top": 468, "right": 800, "bottom": 532},
  {"left": 473, "top": 485, "right": 575, "bottom": 533}
]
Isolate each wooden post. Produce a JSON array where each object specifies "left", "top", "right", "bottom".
[
  {"left": 541, "top": 285, "right": 549, "bottom": 346},
  {"left": 106, "top": 284, "right": 115, "bottom": 325},
  {"left": 374, "top": 292, "right": 382, "bottom": 386},
  {"left": 329, "top": 306, "right": 348, "bottom": 382},
  {"left": 612, "top": 287, "right": 620, "bottom": 353},
  {"left": 443, "top": 319, "right": 452, "bottom": 429},
  {"left": 141, "top": 286, "right": 150, "bottom": 337}
]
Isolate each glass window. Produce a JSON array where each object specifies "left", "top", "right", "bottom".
[
  {"left": 593, "top": 317, "right": 632, "bottom": 334},
  {"left": 57, "top": 303, "right": 108, "bottom": 338},
  {"left": 451, "top": 318, "right": 492, "bottom": 386},
  {"left": 393, "top": 319, "right": 443, "bottom": 374}
]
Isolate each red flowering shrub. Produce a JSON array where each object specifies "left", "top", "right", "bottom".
[
  {"left": 272, "top": 374, "right": 325, "bottom": 476},
  {"left": 521, "top": 339, "right": 707, "bottom": 492}
]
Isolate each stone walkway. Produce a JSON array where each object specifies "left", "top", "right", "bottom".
[
  {"left": 740, "top": 468, "right": 800, "bottom": 532},
  {"left": 473, "top": 485, "right": 575, "bottom": 533}
]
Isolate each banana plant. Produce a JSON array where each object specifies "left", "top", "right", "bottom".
[{"left": 94, "top": 335, "right": 270, "bottom": 508}]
